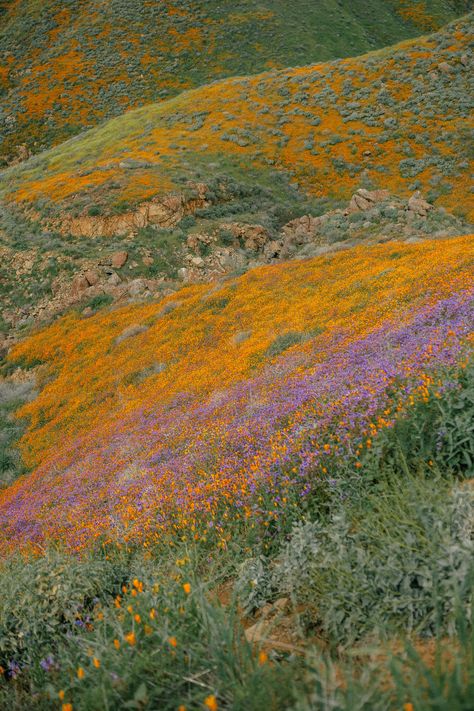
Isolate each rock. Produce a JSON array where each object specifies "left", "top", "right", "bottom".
[
  {"left": 82, "top": 307, "right": 94, "bottom": 318},
  {"left": 244, "top": 620, "right": 269, "bottom": 644},
  {"left": 142, "top": 256, "right": 154, "bottom": 266},
  {"left": 218, "top": 250, "right": 246, "bottom": 270},
  {"left": 280, "top": 215, "right": 328, "bottom": 256},
  {"left": 115, "top": 324, "right": 149, "bottom": 345},
  {"left": 190, "top": 256, "right": 205, "bottom": 268},
  {"left": 408, "top": 191, "right": 433, "bottom": 217},
  {"left": 460, "top": 54, "right": 469, "bottom": 67},
  {"left": 128, "top": 279, "right": 147, "bottom": 297},
  {"left": 71, "top": 274, "right": 90, "bottom": 296},
  {"left": 220, "top": 223, "right": 270, "bottom": 252},
  {"left": 233, "top": 330, "right": 252, "bottom": 345},
  {"left": 347, "top": 188, "right": 390, "bottom": 213},
  {"left": 111, "top": 251, "right": 128, "bottom": 269},
  {"left": 83, "top": 269, "right": 100, "bottom": 286},
  {"left": 273, "top": 597, "right": 290, "bottom": 613},
  {"left": 263, "top": 240, "right": 283, "bottom": 259},
  {"left": 177, "top": 267, "right": 188, "bottom": 281},
  {"left": 107, "top": 272, "right": 122, "bottom": 286}
]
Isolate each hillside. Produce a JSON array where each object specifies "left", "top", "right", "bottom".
[
  {"left": 0, "top": 7, "right": 473, "bottom": 710},
  {"left": 0, "top": 232, "right": 473, "bottom": 710},
  {"left": 2, "top": 12, "right": 472, "bottom": 233},
  {"left": 1, "top": 233, "right": 472, "bottom": 552},
  {"left": 0, "top": 0, "right": 469, "bottom": 162}
]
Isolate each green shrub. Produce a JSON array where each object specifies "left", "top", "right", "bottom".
[
  {"left": 265, "top": 332, "right": 307, "bottom": 358},
  {"left": 85, "top": 293, "right": 114, "bottom": 311},
  {"left": 367, "top": 361, "right": 474, "bottom": 477},
  {"left": 0, "top": 551, "right": 124, "bottom": 669}
]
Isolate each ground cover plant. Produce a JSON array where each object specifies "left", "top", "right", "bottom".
[
  {"left": 0, "top": 234, "right": 473, "bottom": 552},
  {"left": 0, "top": 0, "right": 469, "bottom": 161}
]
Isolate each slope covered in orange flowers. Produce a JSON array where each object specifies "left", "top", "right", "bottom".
[
  {"left": 3, "top": 13, "right": 473, "bottom": 223},
  {"left": 0, "top": 0, "right": 468, "bottom": 161},
  {"left": 0, "top": 234, "right": 472, "bottom": 554}
]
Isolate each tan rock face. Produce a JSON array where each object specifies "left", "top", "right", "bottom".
[
  {"left": 220, "top": 223, "right": 270, "bottom": 251},
  {"left": 83, "top": 269, "right": 100, "bottom": 286},
  {"left": 53, "top": 183, "right": 210, "bottom": 238},
  {"left": 111, "top": 251, "right": 128, "bottom": 269},
  {"left": 347, "top": 188, "right": 390, "bottom": 213},
  {"left": 408, "top": 191, "right": 433, "bottom": 217},
  {"left": 70, "top": 274, "right": 90, "bottom": 296}
]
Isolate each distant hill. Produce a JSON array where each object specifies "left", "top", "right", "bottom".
[
  {"left": 2, "top": 13, "right": 472, "bottom": 229},
  {"left": 0, "top": 0, "right": 470, "bottom": 161}
]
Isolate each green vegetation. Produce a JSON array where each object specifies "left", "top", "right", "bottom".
[{"left": 0, "top": 378, "right": 36, "bottom": 488}]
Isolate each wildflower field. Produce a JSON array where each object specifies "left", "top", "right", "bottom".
[
  {"left": 0, "top": 233, "right": 473, "bottom": 555},
  {"left": 0, "top": 234, "right": 473, "bottom": 708},
  {"left": 0, "top": 5, "right": 473, "bottom": 710},
  {"left": 0, "top": 0, "right": 469, "bottom": 160}
]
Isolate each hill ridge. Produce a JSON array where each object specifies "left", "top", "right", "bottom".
[{"left": 2, "top": 12, "right": 472, "bottom": 227}]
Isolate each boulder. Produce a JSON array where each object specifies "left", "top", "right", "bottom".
[
  {"left": 128, "top": 279, "right": 147, "bottom": 297},
  {"left": 408, "top": 191, "right": 433, "bottom": 217},
  {"left": 263, "top": 240, "right": 283, "bottom": 260},
  {"left": 347, "top": 188, "right": 390, "bottom": 213},
  {"left": 220, "top": 223, "right": 270, "bottom": 252},
  {"left": 107, "top": 272, "right": 122, "bottom": 286},
  {"left": 111, "top": 251, "right": 128, "bottom": 269},
  {"left": 71, "top": 274, "right": 90, "bottom": 296},
  {"left": 190, "top": 256, "right": 205, "bottom": 268},
  {"left": 83, "top": 269, "right": 100, "bottom": 286}
]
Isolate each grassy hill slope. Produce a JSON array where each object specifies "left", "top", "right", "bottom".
[
  {"left": 0, "top": 0, "right": 470, "bottom": 161},
  {"left": 3, "top": 13, "right": 472, "bottom": 227}
]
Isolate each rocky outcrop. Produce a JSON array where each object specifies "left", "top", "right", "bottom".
[
  {"left": 408, "top": 191, "right": 434, "bottom": 217},
  {"left": 2, "top": 189, "right": 470, "bottom": 340},
  {"left": 346, "top": 188, "right": 391, "bottom": 213},
  {"left": 53, "top": 183, "right": 210, "bottom": 238}
]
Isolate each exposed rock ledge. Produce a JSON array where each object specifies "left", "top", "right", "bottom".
[{"left": 50, "top": 183, "right": 210, "bottom": 238}]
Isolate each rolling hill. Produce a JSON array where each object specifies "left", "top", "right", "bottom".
[
  {"left": 2, "top": 11, "right": 472, "bottom": 234},
  {"left": 0, "top": 0, "right": 470, "bottom": 163}
]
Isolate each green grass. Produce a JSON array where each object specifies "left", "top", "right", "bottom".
[{"left": 0, "top": 378, "right": 36, "bottom": 488}]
